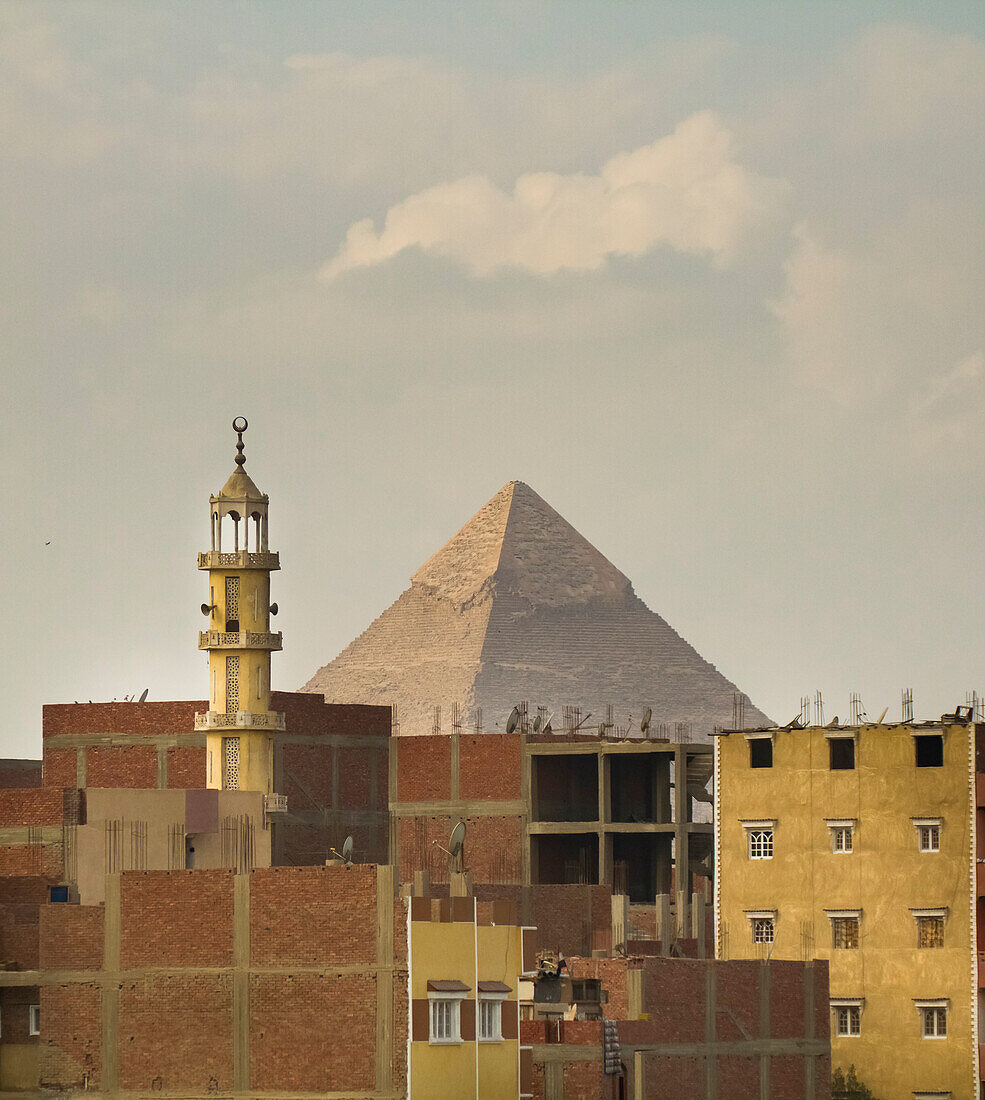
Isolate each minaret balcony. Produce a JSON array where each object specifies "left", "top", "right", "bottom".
[
  {"left": 198, "top": 550, "right": 280, "bottom": 570},
  {"left": 193, "top": 710, "right": 286, "bottom": 732},
  {"left": 199, "top": 630, "right": 283, "bottom": 651}
]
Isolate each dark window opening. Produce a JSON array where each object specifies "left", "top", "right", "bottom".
[
  {"left": 49, "top": 885, "right": 69, "bottom": 903},
  {"left": 225, "top": 619, "right": 240, "bottom": 632},
  {"left": 611, "top": 755, "right": 670, "bottom": 824},
  {"left": 749, "top": 739, "right": 772, "bottom": 768},
  {"left": 532, "top": 755, "right": 598, "bottom": 822},
  {"left": 915, "top": 735, "right": 944, "bottom": 768},
  {"left": 829, "top": 739, "right": 855, "bottom": 770},
  {"left": 612, "top": 833, "right": 668, "bottom": 904},
  {"left": 531, "top": 833, "right": 599, "bottom": 889}
]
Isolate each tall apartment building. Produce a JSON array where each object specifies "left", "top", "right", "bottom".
[{"left": 714, "top": 714, "right": 981, "bottom": 1099}]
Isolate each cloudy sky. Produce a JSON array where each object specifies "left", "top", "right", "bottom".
[{"left": 2, "top": 1, "right": 984, "bottom": 755}]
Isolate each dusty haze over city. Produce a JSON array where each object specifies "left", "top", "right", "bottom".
[{"left": 2, "top": 1, "right": 984, "bottom": 756}]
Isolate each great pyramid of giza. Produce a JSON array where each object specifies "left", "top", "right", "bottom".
[{"left": 302, "top": 481, "right": 771, "bottom": 739}]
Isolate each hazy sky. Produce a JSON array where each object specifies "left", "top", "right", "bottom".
[{"left": 3, "top": 2, "right": 984, "bottom": 756}]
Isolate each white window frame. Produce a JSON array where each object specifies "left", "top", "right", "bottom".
[
  {"left": 478, "top": 992, "right": 507, "bottom": 1042},
  {"left": 912, "top": 817, "right": 942, "bottom": 853},
  {"left": 29, "top": 1004, "right": 40, "bottom": 1036},
  {"left": 745, "top": 910, "right": 776, "bottom": 944},
  {"left": 826, "top": 819, "right": 855, "bottom": 854},
  {"left": 914, "top": 999, "right": 948, "bottom": 1039},
  {"left": 831, "top": 998, "right": 863, "bottom": 1037},
  {"left": 428, "top": 993, "right": 463, "bottom": 1045},
  {"left": 825, "top": 909, "right": 862, "bottom": 950},
  {"left": 741, "top": 820, "right": 775, "bottom": 860}
]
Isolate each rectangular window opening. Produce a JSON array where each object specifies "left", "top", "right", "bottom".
[
  {"left": 478, "top": 998, "right": 503, "bottom": 1042},
  {"left": 429, "top": 997, "right": 462, "bottom": 1044},
  {"left": 918, "top": 824, "right": 941, "bottom": 852},
  {"left": 917, "top": 916, "right": 945, "bottom": 948},
  {"left": 751, "top": 917, "right": 774, "bottom": 944},
  {"left": 915, "top": 735, "right": 944, "bottom": 768},
  {"left": 29, "top": 1004, "right": 40, "bottom": 1036},
  {"left": 832, "top": 826, "right": 853, "bottom": 853},
  {"left": 829, "top": 738, "right": 855, "bottom": 770},
  {"left": 749, "top": 739, "right": 772, "bottom": 768}
]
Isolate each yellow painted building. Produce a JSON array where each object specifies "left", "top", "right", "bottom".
[
  {"left": 715, "top": 715, "right": 981, "bottom": 1099},
  {"left": 195, "top": 417, "right": 284, "bottom": 794},
  {"left": 407, "top": 892, "right": 532, "bottom": 1099}
]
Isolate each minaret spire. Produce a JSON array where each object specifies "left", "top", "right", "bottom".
[{"left": 195, "top": 417, "right": 284, "bottom": 794}]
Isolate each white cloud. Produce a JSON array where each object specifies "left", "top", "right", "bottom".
[{"left": 321, "top": 111, "right": 788, "bottom": 278}]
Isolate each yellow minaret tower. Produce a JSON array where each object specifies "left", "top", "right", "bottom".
[{"left": 195, "top": 417, "right": 284, "bottom": 793}]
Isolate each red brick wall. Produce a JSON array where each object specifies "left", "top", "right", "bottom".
[
  {"left": 397, "top": 737, "right": 451, "bottom": 802},
  {"left": 463, "top": 814, "right": 523, "bottom": 883},
  {"left": 0, "top": 878, "right": 49, "bottom": 968},
  {"left": 119, "top": 974, "right": 233, "bottom": 1092},
  {"left": 281, "top": 743, "right": 333, "bottom": 808},
  {"left": 337, "top": 746, "right": 373, "bottom": 809},
  {"left": 250, "top": 865, "right": 377, "bottom": 967},
  {"left": 0, "top": 843, "right": 63, "bottom": 879},
  {"left": 398, "top": 814, "right": 453, "bottom": 882},
  {"left": 250, "top": 972, "right": 377, "bottom": 1092},
  {"left": 39, "top": 983, "right": 101, "bottom": 1090},
  {"left": 460, "top": 734, "right": 522, "bottom": 800},
  {"left": 120, "top": 871, "right": 234, "bottom": 968},
  {"left": 40, "top": 904, "right": 104, "bottom": 970},
  {"left": 42, "top": 748, "right": 76, "bottom": 788},
  {"left": 274, "top": 692, "right": 390, "bottom": 740},
  {"left": 166, "top": 746, "right": 206, "bottom": 788},
  {"left": 85, "top": 745, "right": 158, "bottom": 789},
  {"left": 0, "top": 787, "right": 80, "bottom": 826},
  {"left": 42, "top": 700, "right": 201, "bottom": 739}
]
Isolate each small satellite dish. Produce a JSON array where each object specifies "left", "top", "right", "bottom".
[
  {"left": 827, "top": 716, "right": 840, "bottom": 727},
  {"left": 342, "top": 835, "right": 354, "bottom": 863},
  {"left": 269, "top": 603, "right": 278, "bottom": 616},
  {"left": 532, "top": 715, "right": 542, "bottom": 732},
  {"left": 641, "top": 707, "right": 652, "bottom": 734},
  {"left": 506, "top": 707, "right": 520, "bottom": 734},
  {"left": 138, "top": 688, "right": 149, "bottom": 703},
  {"left": 201, "top": 603, "right": 215, "bottom": 616},
  {"left": 449, "top": 820, "right": 466, "bottom": 858}
]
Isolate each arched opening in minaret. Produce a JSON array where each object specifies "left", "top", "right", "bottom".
[
  {"left": 228, "top": 510, "right": 241, "bottom": 552},
  {"left": 251, "top": 511, "right": 262, "bottom": 553}
]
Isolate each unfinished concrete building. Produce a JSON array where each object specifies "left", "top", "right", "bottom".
[{"left": 304, "top": 480, "right": 770, "bottom": 741}]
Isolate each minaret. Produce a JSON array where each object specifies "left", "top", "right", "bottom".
[{"left": 195, "top": 417, "right": 284, "bottom": 793}]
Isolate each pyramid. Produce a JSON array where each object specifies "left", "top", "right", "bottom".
[{"left": 302, "top": 482, "right": 771, "bottom": 739}]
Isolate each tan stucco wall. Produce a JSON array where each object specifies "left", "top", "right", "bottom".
[{"left": 716, "top": 721, "right": 976, "bottom": 1099}]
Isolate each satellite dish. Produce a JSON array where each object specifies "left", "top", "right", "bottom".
[
  {"left": 201, "top": 603, "right": 215, "bottom": 616},
  {"left": 138, "top": 688, "right": 149, "bottom": 703},
  {"left": 641, "top": 707, "right": 652, "bottom": 734},
  {"left": 532, "top": 715, "right": 542, "bottom": 732},
  {"left": 506, "top": 707, "right": 520, "bottom": 734},
  {"left": 342, "top": 835, "right": 354, "bottom": 863},
  {"left": 827, "top": 716, "right": 840, "bottom": 727},
  {"left": 449, "top": 820, "right": 466, "bottom": 858},
  {"left": 269, "top": 603, "right": 278, "bottom": 616}
]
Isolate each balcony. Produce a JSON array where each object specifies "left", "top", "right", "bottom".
[
  {"left": 198, "top": 550, "right": 280, "bottom": 571},
  {"left": 199, "top": 630, "right": 282, "bottom": 651},
  {"left": 193, "top": 710, "right": 285, "bottom": 732},
  {"left": 264, "top": 793, "right": 288, "bottom": 814}
]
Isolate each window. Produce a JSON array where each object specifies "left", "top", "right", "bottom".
[
  {"left": 429, "top": 997, "right": 462, "bottom": 1043},
  {"left": 832, "top": 1001, "right": 862, "bottom": 1037},
  {"left": 826, "top": 819, "right": 855, "bottom": 853},
  {"left": 742, "top": 820, "right": 776, "bottom": 860},
  {"left": 913, "top": 818, "right": 942, "bottom": 852},
  {"left": 917, "top": 1003, "right": 947, "bottom": 1038},
  {"left": 831, "top": 916, "right": 859, "bottom": 949},
  {"left": 912, "top": 908, "right": 947, "bottom": 948},
  {"left": 752, "top": 917, "right": 774, "bottom": 943},
  {"left": 829, "top": 738, "right": 855, "bottom": 770},
  {"left": 918, "top": 917, "right": 944, "bottom": 948},
  {"left": 915, "top": 734, "right": 944, "bottom": 768},
  {"left": 479, "top": 999, "right": 502, "bottom": 1041},
  {"left": 749, "top": 738, "right": 773, "bottom": 768},
  {"left": 29, "top": 1004, "right": 40, "bottom": 1036},
  {"left": 748, "top": 830, "right": 773, "bottom": 859}
]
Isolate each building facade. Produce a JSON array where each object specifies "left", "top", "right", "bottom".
[{"left": 715, "top": 715, "right": 981, "bottom": 1098}]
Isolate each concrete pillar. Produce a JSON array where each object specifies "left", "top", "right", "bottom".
[
  {"left": 692, "top": 892, "right": 705, "bottom": 958},
  {"left": 676, "top": 889, "right": 689, "bottom": 941},
  {"left": 413, "top": 868, "right": 430, "bottom": 897},
  {"left": 450, "top": 871, "right": 473, "bottom": 897},
  {"left": 656, "top": 893, "right": 671, "bottom": 955},
  {"left": 611, "top": 893, "right": 630, "bottom": 951}
]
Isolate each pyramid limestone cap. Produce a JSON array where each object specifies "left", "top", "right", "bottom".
[{"left": 411, "top": 481, "right": 633, "bottom": 609}]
